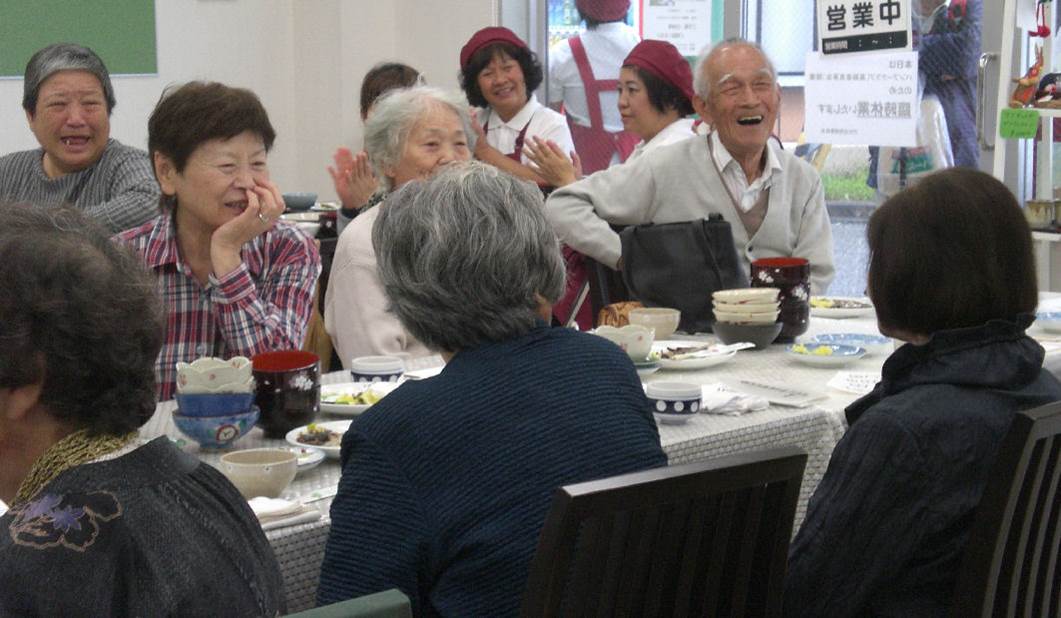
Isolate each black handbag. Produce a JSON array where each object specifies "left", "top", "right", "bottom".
[{"left": 619, "top": 214, "right": 749, "bottom": 333}]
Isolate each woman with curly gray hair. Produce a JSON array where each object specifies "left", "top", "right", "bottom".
[
  {"left": 0, "top": 204, "right": 284, "bottom": 616},
  {"left": 318, "top": 162, "right": 666, "bottom": 614},
  {"left": 324, "top": 85, "right": 475, "bottom": 367}
]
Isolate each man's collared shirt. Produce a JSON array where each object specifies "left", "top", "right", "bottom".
[{"left": 709, "top": 130, "right": 784, "bottom": 213}]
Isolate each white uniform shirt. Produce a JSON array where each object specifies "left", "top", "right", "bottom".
[
  {"left": 547, "top": 23, "right": 640, "bottom": 132},
  {"left": 475, "top": 97, "right": 575, "bottom": 166},
  {"left": 709, "top": 131, "right": 784, "bottom": 213},
  {"left": 627, "top": 118, "right": 696, "bottom": 162}
]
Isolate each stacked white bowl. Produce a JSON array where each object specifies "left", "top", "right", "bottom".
[{"left": 712, "top": 288, "right": 781, "bottom": 324}]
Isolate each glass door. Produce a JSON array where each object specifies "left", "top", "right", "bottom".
[{"left": 729, "top": 0, "right": 1006, "bottom": 296}]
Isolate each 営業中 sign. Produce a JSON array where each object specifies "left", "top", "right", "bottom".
[{"left": 816, "top": 0, "right": 912, "bottom": 55}]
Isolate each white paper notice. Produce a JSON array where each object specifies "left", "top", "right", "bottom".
[
  {"left": 641, "top": 0, "right": 711, "bottom": 57},
  {"left": 804, "top": 50, "right": 918, "bottom": 146}
]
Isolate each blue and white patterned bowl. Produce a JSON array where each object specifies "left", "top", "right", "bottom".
[
  {"left": 1036, "top": 312, "right": 1061, "bottom": 334},
  {"left": 173, "top": 406, "right": 259, "bottom": 449},
  {"left": 645, "top": 382, "right": 702, "bottom": 425},
  {"left": 349, "top": 355, "right": 405, "bottom": 383},
  {"left": 809, "top": 333, "right": 893, "bottom": 357},
  {"left": 175, "top": 392, "right": 256, "bottom": 418}
]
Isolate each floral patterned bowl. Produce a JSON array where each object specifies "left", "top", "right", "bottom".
[
  {"left": 173, "top": 406, "right": 259, "bottom": 449},
  {"left": 176, "top": 356, "right": 253, "bottom": 394},
  {"left": 591, "top": 325, "right": 655, "bottom": 361}
]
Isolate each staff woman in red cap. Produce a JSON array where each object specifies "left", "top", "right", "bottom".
[
  {"left": 459, "top": 26, "right": 576, "bottom": 187},
  {"left": 619, "top": 39, "right": 696, "bottom": 160},
  {"left": 526, "top": 39, "right": 695, "bottom": 173},
  {"left": 547, "top": 0, "right": 641, "bottom": 175},
  {"left": 460, "top": 27, "right": 590, "bottom": 329}
]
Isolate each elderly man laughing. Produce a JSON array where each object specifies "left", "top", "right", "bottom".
[{"left": 545, "top": 38, "right": 834, "bottom": 294}]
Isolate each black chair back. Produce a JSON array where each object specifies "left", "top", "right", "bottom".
[
  {"left": 950, "top": 400, "right": 1061, "bottom": 618},
  {"left": 521, "top": 448, "right": 807, "bottom": 617}
]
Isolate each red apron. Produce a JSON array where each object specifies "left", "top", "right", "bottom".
[
  {"left": 486, "top": 110, "right": 593, "bottom": 331},
  {"left": 567, "top": 36, "right": 640, "bottom": 175}
]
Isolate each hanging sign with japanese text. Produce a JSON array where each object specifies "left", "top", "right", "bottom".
[
  {"left": 641, "top": 0, "right": 712, "bottom": 57},
  {"left": 804, "top": 50, "right": 918, "bottom": 146},
  {"left": 816, "top": 0, "right": 912, "bottom": 55}
]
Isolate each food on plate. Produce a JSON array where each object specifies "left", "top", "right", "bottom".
[
  {"left": 659, "top": 343, "right": 724, "bottom": 360},
  {"left": 810, "top": 297, "right": 871, "bottom": 309},
  {"left": 297, "top": 423, "right": 342, "bottom": 447},
  {"left": 790, "top": 343, "right": 834, "bottom": 356},
  {"left": 321, "top": 387, "right": 384, "bottom": 406},
  {"left": 597, "top": 301, "right": 644, "bottom": 327}
]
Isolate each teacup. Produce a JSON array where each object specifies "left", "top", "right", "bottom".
[
  {"left": 219, "top": 448, "right": 298, "bottom": 499},
  {"left": 591, "top": 324, "right": 655, "bottom": 361},
  {"left": 252, "top": 351, "right": 320, "bottom": 438},
  {"left": 751, "top": 258, "right": 810, "bottom": 341}
]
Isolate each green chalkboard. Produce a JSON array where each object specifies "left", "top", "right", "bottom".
[{"left": 0, "top": 0, "right": 156, "bottom": 77}]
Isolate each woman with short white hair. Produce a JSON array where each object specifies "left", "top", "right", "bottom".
[{"left": 324, "top": 86, "right": 474, "bottom": 366}]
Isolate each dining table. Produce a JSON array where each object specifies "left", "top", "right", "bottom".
[{"left": 136, "top": 297, "right": 1061, "bottom": 612}]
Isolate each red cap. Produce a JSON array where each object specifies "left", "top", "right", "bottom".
[
  {"left": 460, "top": 27, "right": 528, "bottom": 69},
  {"left": 576, "top": 0, "right": 631, "bottom": 21},
  {"left": 623, "top": 39, "right": 695, "bottom": 106}
]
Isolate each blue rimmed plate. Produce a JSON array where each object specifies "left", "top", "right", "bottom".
[
  {"left": 787, "top": 343, "right": 866, "bottom": 367},
  {"left": 1035, "top": 312, "right": 1061, "bottom": 334},
  {"left": 809, "top": 333, "right": 893, "bottom": 357}
]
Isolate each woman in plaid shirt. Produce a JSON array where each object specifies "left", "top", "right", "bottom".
[{"left": 118, "top": 82, "right": 321, "bottom": 400}]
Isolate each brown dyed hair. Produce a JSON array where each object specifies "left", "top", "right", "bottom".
[
  {"left": 867, "top": 167, "right": 1037, "bottom": 337},
  {"left": 148, "top": 81, "right": 276, "bottom": 174},
  {"left": 360, "top": 62, "right": 421, "bottom": 119}
]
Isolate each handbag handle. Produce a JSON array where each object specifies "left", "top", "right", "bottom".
[{"left": 692, "top": 219, "right": 724, "bottom": 285}]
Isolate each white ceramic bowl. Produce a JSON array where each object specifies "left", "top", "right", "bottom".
[
  {"left": 712, "top": 300, "right": 779, "bottom": 314},
  {"left": 176, "top": 356, "right": 253, "bottom": 394},
  {"left": 592, "top": 324, "right": 655, "bottom": 361},
  {"left": 712, "top": 310, "right": 780, "bottom": 324},
  {"left": 712, "top": 287, "right": 780, "bottom": 304},
  {"left": 219, "top": 448, "right": 297, "bottom": 499},
  {"left": 628, "top": 308, "right": 681, "bottom": 340}
]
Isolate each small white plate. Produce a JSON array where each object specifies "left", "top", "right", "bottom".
[
  {"left": 284, "top": 446, "right": 326, "bottom": 473},
  {"left": 319, "top": 382, "right": 399, "bottom": 416},
  {"left": 285, "top": 420, "right": 351, "bottom": 459},
  {"left": 653, "top": 341, "right": 738, "bottom": 370},
  {"left": 809, "top": 297, "right": 874, "bottom": 319},
  {"left": 787, "top": 343, "right": 866, "bottom": 367},
  {"left": 634, "top": 359, "right": 661, "bottom": 377}
]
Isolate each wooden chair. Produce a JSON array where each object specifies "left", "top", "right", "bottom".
[
  {"left": 284, "top": 589, "right": 411, "bottom": 618},
  {"left": 520, "top": 447, "right": 807, "bottom": 617},
  {"left": 950, "top": 400, "right": 1061, "bottom": 618}
]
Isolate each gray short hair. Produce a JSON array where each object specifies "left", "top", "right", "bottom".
[
  {"left": 693, "top": 38, "right": 777, "bottom": 100},
  {"left": 372, "top": 162, "right": 565, "bottom": 353},
  {"left": 23, "top": 43, "right": 116, "bottom": 115},
  {"left": 362, "top": 86, "right": 476, "bottom": 192}
]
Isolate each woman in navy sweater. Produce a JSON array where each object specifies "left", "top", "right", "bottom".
[{"left": 317, "top": 162, "right": 666, "bottom": 615}]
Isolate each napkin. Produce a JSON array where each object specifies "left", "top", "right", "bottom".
[
  {"left": 700, "top": 384, "right": 769, "bottom": 416},
  {"left": 248, "top": 496, "right": 322, "bottom": 531}
]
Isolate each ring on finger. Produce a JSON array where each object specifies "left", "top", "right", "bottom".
[{"left": 257, "top": 212, "right": 269, "bottom": 224}]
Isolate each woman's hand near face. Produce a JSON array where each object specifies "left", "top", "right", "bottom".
[
  {"left": 328, "top": 148, "right": 378, "bottom": 210},
  {"left": 524, "top": 137, "right": 581, "bottom": 187},
  {"left": 210, "top": 179, "right": 285, "bottom": 279}
]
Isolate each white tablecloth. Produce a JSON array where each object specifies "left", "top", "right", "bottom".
[{"left": 139, "top": 305, "right": 1061, "bottom": 612}]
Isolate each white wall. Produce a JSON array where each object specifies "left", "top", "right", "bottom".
[{"left": 0, "top": 0, "right": 497, "bottom": 200}]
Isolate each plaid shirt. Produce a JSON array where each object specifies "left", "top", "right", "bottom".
[{"left": 118, "top": 213, "right": 321, "bottom": 400}]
